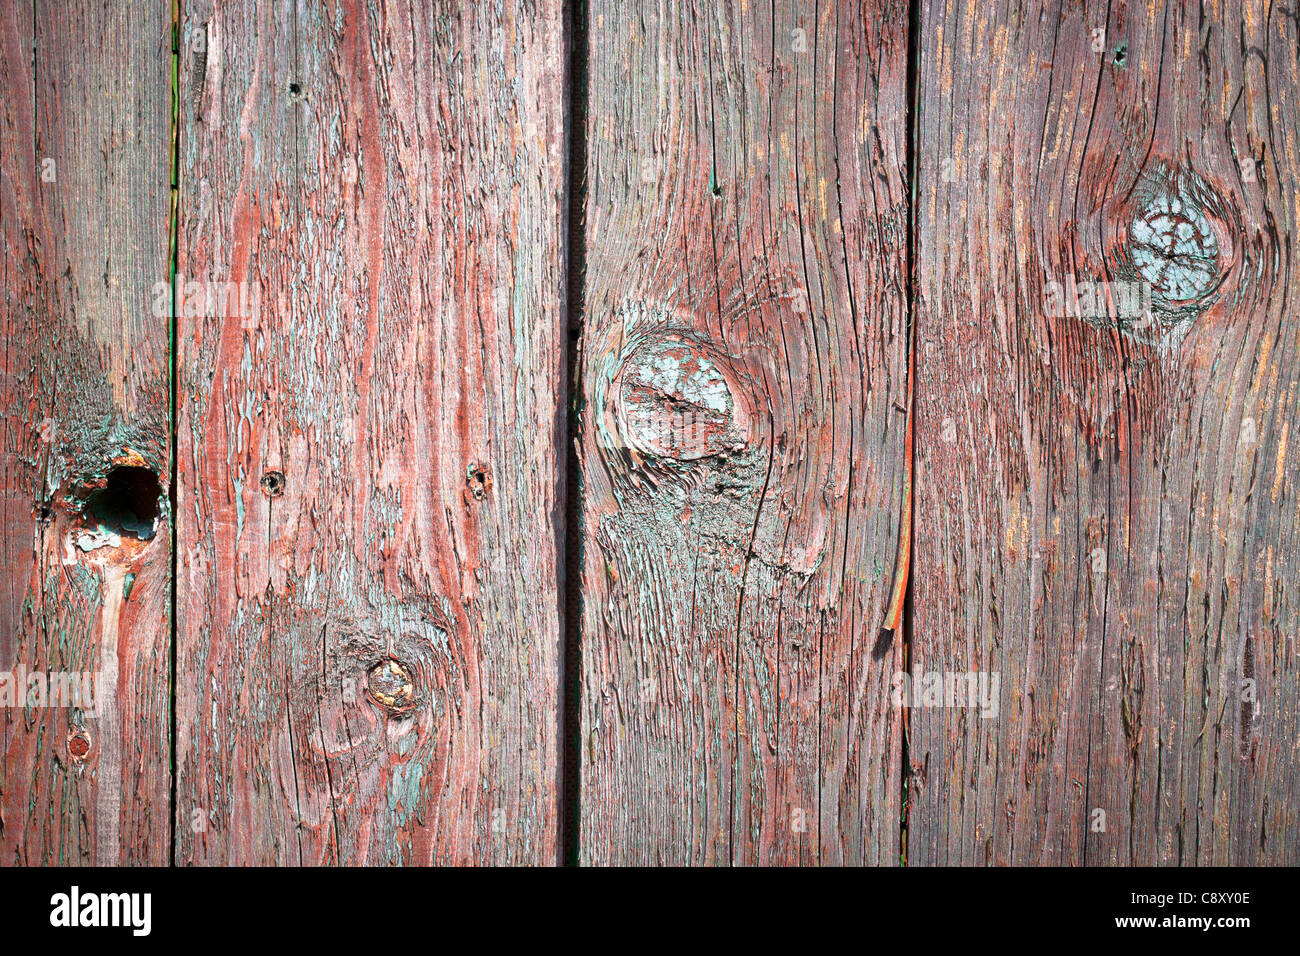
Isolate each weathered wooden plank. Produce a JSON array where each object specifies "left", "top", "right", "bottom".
[
  {"left": 0, "top": 1, "right": 173, "bottom": 864},
  {"left": 910, "top": 0, "right": 1300, "bottom": 864},
  {"left": 175, "top": 0, "right": 567, "bottom": 864},
  {"left": 577, "top": 0, "right": 910, "bottom": 864}
]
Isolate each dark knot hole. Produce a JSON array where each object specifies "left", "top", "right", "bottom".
[{"left": 84, "top": 466, "right": 162, "bottom": 541}]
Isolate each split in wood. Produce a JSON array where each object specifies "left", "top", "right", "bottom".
[{"left": 880, "top": 313, "right": 915, "bottom": 646}]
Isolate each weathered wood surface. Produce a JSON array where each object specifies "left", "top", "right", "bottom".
[
  {"left": 576, "top": 0, "right": 911, "bottom": 865},
  {"left": 174, "top": 0, "right": 567, "bottom": 864},
  {"left": 6, "top": 0, "right": 1300, "bottom": 869},
  {"left": 910, "top": 0, "right": 1300, "bottom": 864},
  {"left": 0, "top": 1, "right": 173, "bottom": 864}
]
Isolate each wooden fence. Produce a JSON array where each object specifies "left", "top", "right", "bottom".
[{"left": 2, "top": 0, "right": 1297, "bottom": 866}]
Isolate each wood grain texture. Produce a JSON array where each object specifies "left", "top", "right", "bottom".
[
  {"left": 7, "top": 0, "right": 1300, "bottom": 872},
  {"left": 577, "top": 0, "right": 910, "bottom": 865},
  {"left": 174, "top": 0, "right": 567, "bottom": 865},
  {"left": 910, "top": 0, "right": 1300, "bottom": 864},
  {"left": 0, "top": 0, "right": 172, "bottom": 865}
]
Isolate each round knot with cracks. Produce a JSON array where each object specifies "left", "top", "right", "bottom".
[
  {"left": 1123, "top": 167, "right": 1232, "bottom": 310},
  {"left": 367, "top": 659, "right": 416, "bottom": 717},
  {"left": 1106, "top": 164, "right": 1238, "bottom": 349},
  {"left": 1130, "top": 197, "right": 1220, "bottom": 303},
  {"left": 612, "top": 335, "right": 751, "bottom": 462}
]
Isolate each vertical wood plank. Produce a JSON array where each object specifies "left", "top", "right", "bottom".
[
  {"left": 911, "top": 0, "right": 1300, "bottom": 864},
  {"left": 1, "top": 1, "right": 173, "bottom": 864},
  {"left": 175, "top": 0, "right": 567, "bottom": 864},
  {"left": 578, "top": 0, "right": 910, "bottom": 864}
]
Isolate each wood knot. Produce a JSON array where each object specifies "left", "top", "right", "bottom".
[
  {"left": 612, "top": 335, "right": 751, "bottom": 462},
  {"left": 1123, "top": 167, "right": 1232, "bottom": 295},
  {"left": 68, "top": 460, "right": 163, "bottom": 553},
  {"left": 260, "top": 469, "right": 285, "bottom": 497},
  {"left": 465, "top": 463, "right": 492, "bottom": 502},
  {"left": 67, "top": 729, "right": 91, "bottom": 762},
  {"left": 367, "top": 659, "right": 416, "bottom": 717},
  {"left": 1129, "top": 195, "right": 1221, "bottom": 305},
  {"left": 1108, "top": 165, "right": 1237, "bottom": 348}
]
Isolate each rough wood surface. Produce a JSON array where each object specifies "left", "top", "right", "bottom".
[
  {"left": 174, "top": 0, "right": 567, "bottom": 864},
  {"left": 909, "top": 0, "right": 1300, "bottom": 864},
  {"left": 7, "top": 0, "right": 1300, "bottom": 870},
  {"left": 576, "top": 0, "right": 910, "bottom": 865},
  {"left": 0, "top": 1, "right": 173, "bottom": 865}
]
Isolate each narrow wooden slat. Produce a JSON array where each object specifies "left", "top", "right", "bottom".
[
  {"left": 910, "top": 0, "right": 1300, "bottom": 864},
  {"left": 0, "top": 1, "right": 172, "bottom": 864},
  {"left": 175, "top": 0, "right": 567, "bottom": 864},
  {"left": 578, "top": 0, "right": 910, "bottom": 865}
]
